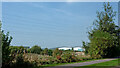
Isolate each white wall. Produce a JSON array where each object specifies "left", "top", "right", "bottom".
[
  {"left": 58, "top": 47, "right": 72, "bottom": 50},
  {"left": 58, "top": 47, "right": 85, "bottom": 51},
  {"left": 73, "top": 47, "right": 82, "bottom": 51}
]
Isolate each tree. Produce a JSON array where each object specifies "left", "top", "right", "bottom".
[
  {"left": 9, "top": 46, "right": 27, "bottom": 55},
  {"left": 91, "top": 2, "right": 116, "bottom": 33},
  {"left": 30, "top": 45, "right": 42, "bottom": 54},
  {"left": 88, "top": 2, "right": 120, "bottom": 58},
  {"left": 72, "top": 47, "right": 74, "bottom": 51},
  {"left": 43, "top": 48, "right": 48, "bottom": 55},
  {"left": 0, "top": 21, "right": 2, "bottom": 68},
  {"left": 52, "top": 48, "right": 60, "bottom": 57},
  {"left": 89, "top": 30, "right": 115, "bottom": 58},
  {"left": 2, "top": 31, "right": 13, "bottom": 67},
  {"left": 82, "top": 41, "right": 89, "bottom": 54},
  {"left": 48, "top": 49, "right": 53, "bottom": 56}
]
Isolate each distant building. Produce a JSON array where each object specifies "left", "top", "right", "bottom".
[
  {"left": 58, "top": 46, "right": 85, "bottom": 51},
  {"left": 73, "top": 47, "right": 85, "bottom": 51},
  {"left": 58, "top": 47, "right": 72, "bottom": 50}
]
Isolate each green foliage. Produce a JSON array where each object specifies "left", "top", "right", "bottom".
[
  {"left": 30, "top": 45, "right": 42, "bottom": 54},
  {"left": 92, "top": 2, "right": 116, "bottom": 32},
  {"left": 82, "top": 41, "right": 89, "bottom": 54},
  {"left": 9, "top": 45, "right": 27, "bottom": 62},
  {"left": 40, "top": 48, "right": 53, "bottom": 56},
  {"left": 0, "top": 21, "right": 2, "bottom": 68},
  {"left": 52, "top": 48, "right": 62, "bottom": 57},
  {"left": 61, "top": 52, "right": 77, "bottom": 63},
  {"left": 10, "top": 54, "right": 36, "bottom": 68},
  {"left": 48, "top": 49, "right": 53, "bottom": 56},
  {"left": 43, "top": 48, "right": 48, "bottom": 55},
  {"left": 72, "top": 47, "right": 74, "bottom": 51},
  {"left": 87, "top": 2, "right": 120, "bottom": 58},
  {"left": 2, "top": 31, "right": 13, "bottom": 67},
  {"left": 89, "top": 30, "right": 115, "bottom": 58},
  {"left": 9, "top": 46, "right": 26, "bottom": 54},
  {"left": 22, "top": 52, "right": 92, "bottom": 66},
  {"left": 28, "top": 46, "right": 53, "bottom": 56},
  {"left": 16, "top": 54, "right": 24, "bottom": 64}
]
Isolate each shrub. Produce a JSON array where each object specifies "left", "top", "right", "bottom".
[
  {"left": 10, "top": 54, "right": 36, "bottom": 68},
  {"left": 61, "top": 52, "right": 74, "bottom": 63},
  {"left": 30, "top": 45, "right": 42, "bottom": 54}
]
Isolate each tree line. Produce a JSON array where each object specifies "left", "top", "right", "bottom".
[{"left": 9, "top": 45, "right": 53, "bottom": 56}]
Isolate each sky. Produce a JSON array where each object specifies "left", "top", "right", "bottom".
[
  {"left": 2, "top": 2, "right": 118, "bottom": 48},
  {"left": 2, "top": 0, "right": 119, "bottom": 2}
]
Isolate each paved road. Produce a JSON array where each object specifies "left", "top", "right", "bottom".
[{"left": 45, "top": 58, "right": 116, "bottom": 68}]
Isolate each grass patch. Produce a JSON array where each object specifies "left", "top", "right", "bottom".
[
  {"left": 88, "top": 59, "right": 119, "bottom": 66},
  {"left": 76, "top": 58, "right": 119, "bottom": 68}
]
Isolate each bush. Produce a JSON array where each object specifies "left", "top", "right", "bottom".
[
  {"left": 10, "top": 54, "right": 36, "bottom": 68},
  {"left": 13, "top": 52, "right": 92, "bottom": 66},
  {"left": 61, "top": 52, "right": 76, "bottom": 63},
  {"left": 30, "top": 45, "right": 42, "bottom": 54}
]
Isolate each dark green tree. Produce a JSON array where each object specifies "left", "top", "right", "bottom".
[
  {"left": 88, "top": 2, "right": 120, "bottom": 58},
  {"left": 30, "top": 45, "right": 42, "bottom": 54},
  {"left": 48, "top": 49, "right": 53, "bottom": 56},
  {"left": 72, "top": 47, "right": 74, "bottom": 51},
  {"left": 0, "top": 21, "right": 2, "bottom": 68},
  {"left": 2, "top": 31, "right": 12, "bottom": 67},
  {"left": 92, "top": 2, "right": 116, "bottom": 33},
  {"left": 89, "top": 30, "right": 115, "bottom": 58}
]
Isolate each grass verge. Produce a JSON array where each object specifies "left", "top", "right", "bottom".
[{"left": 75, "top": 58, "right": 119, "bottom": 68}]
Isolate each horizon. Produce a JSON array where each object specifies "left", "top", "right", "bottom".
[{"left": 2, "top": 2, "right": 118, "bottom": 48}]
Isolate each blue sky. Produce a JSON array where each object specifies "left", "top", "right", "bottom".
[
  {"left": 2, "top": 2, "right": 118, "bottom": 48},
  {"left": 2, "top": 0, "right": 119, "bottom": 2}
]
